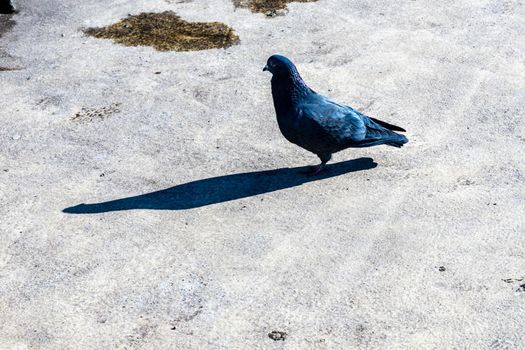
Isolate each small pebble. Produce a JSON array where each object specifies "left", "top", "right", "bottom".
[
  {"left": 12, "top": 134, "right": 20, "bottom": 140},
  {"left": 268, "top": 331, "right": 287, "bottom": 341},
  {"left": 438, "top": 266, "right": 446, "bottom": 272}
]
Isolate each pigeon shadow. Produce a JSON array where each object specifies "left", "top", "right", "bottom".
[{"left": 63, "top": 157, "right": 376, "bottom": 213}]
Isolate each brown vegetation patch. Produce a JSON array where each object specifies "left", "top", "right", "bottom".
[
  {"left": 233, "top": 0, "right": 317, "bottom": 15},
  {"left": 84, "top": 11, "right": 239, "bottom": 51}
]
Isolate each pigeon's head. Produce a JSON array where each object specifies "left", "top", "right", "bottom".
[{"left": 263, "top": 55, "right": 298, "bottom": 77}]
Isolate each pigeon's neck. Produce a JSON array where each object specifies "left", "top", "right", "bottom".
[
  {"left": 271, "top": 71, "right": 312, "bottom": 113},
  {"left": 288, "top": 68, "right": 311, "bottom": 94}
]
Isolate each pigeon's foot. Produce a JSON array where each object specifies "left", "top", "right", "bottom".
[{"left": 300, "top": 163, "right": 326, "bottom": 176}]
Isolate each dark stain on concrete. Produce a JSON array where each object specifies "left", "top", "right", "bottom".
[
  {"left": 0, "top": 9, "right": 15, "bottom": 70},
  {"left": 71, "top": 103, "right": 122, "bottom": 123},
  {"left": 0, "top": 9, "right": 15, "bottom": 38}
]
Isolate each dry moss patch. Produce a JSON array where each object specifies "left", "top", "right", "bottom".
[
  {"left": 84, "top": 11, "right": 239, "bottom": 51},
  {"left": 233, "top": 0, "right": 317, "bottom": 15}
]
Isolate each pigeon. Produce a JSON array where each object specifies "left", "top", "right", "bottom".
[{"left": 263, "top": 54, "right": 408, "bottom": 175}]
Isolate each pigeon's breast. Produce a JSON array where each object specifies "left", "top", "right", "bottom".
[
  {"left": 277, "top": 107, "right": 336, "bottom": 154},
  {"left": 275, "top": 110, "right": 301, "bottom": 145}
]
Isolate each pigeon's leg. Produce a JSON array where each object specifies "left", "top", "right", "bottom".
[
  {"left": 312, "top": 153, "right": 332, "bottom": 175},
  {"left": 301, "top": 153, "right": 331, "bottom": 175}
]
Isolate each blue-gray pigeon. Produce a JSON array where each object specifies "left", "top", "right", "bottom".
[{"left": 263, "top": 54, "right": 408, "bottom": 175}]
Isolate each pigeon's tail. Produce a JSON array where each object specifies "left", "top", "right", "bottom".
[
  {"left": 369, "top": 117, "right": 406, "bottom": 132},
  {"left": 351, "top": 130, "right": 408, "bottom": 148},
  {"left": 386, "top": 132, "right": 408, "bottom": 148},
  {"left": 349, "top": 116, "right": 409, "bottom": 148}
]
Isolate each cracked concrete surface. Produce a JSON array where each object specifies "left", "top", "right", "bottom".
[{"left": 1, "top": 0, "right": 525, "bottom": 349}]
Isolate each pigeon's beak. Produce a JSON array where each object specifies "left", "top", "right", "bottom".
[{"left": 263, "top": 65, "right": 269, "bottom": 72}]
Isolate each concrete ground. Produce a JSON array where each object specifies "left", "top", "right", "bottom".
[{"left": 1, "top": 0, "right": 524, "bottom": 349}]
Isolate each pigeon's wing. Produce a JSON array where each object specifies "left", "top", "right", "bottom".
[{"left": 297, "top": 95, "right": 367, "bottom": 144}]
